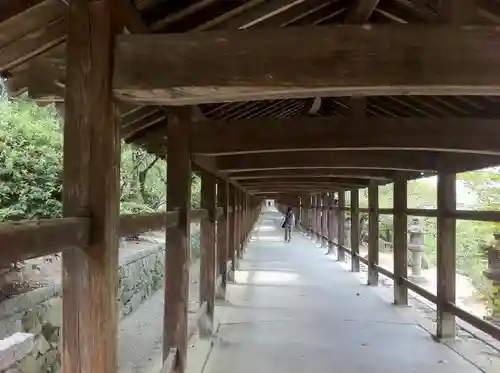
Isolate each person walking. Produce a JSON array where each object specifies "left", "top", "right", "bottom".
[{"left": 281, "top": 207, "right": 295, "bottom": 243}]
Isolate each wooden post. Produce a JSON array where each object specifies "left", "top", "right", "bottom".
[
  {"left": 164, "top": 108, "right": 191, "bottom": 372},
  {"left": 216, "top": 179, "right": 229, "bottom": 299},
  {"left": 231, "top": 186, "right": 239, "bottom": 269},
  {"left": 228, "top": 186, "right": 235, "bottom": 275},
  {"left": 316, "top": 195, "right": 322, "bottom": 242},
  {"left": 350, "top": 189, "right": 360, "bottom": 272},
  {"left": 393, "top": 177, "right": 408, "bottom": 305},
  {"left": 311, "top": 195, "right": 316, "bottom": 240},
  {"left": 436, "top": 171, "right": 457, "bottom": 339},
  {"left": 338, "top": 191, "right": 346, "bottom": 261},
  {"left": 237, "top": 189, "right": 244, "bottom": 258},
  {"left": 368, "top": 181, "right": 379, "bottom": 286},
  {"left": 321, "top": 194, "right": 328, "bottom": 247},
  {"left": 200, "top": 170, "right": 216, "bottom": 336},
  {"left": 61, "top": 1, "right": 120, "bottom": 373}
]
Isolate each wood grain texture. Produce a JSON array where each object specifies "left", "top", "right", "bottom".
[
  {"left": 350, "top": 190, "right": 360, "bottom": 272},
  {"left": 163, "top": 107, "right": 192, "bottom": 372},
  {"left": 200, "top": 169, "right": 217, "bottom": 335},
  {"left": 190, "top": 117, "right": 500, "bottom": 155},
  {"left": 436, "top": 171, "right": 457, "bottom": 339},
  {"left": 61, "top": 1, "right": 120, "bottom": 373},
  {"left": 216, "top": 179, "right": 229, "bottom": 298},
  {"left": 367, "top": 182, "right": 379, "bottom": 285},
  {"left": 393, "top": 177, "right": 408, "bottom": 305}
]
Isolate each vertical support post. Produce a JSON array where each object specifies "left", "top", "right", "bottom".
[
  {"left": 321, "top": 194, "right": 328, "bottom": 247},
  {"left": 228, "top": 185, "right": 235, "bottom": 276},
  {"left": 338, "top": 191, "right": 346, "bottom": 262},
  {"left": 350, "top": 189, "right": 360, "bottom": 272},
  {"left": 311, "top": 195, "right": 317, "bottom": 240},
  {"left": 232, "top": 186, "right": 239, "bottom": 269},
  {"left": 393, "top": 178, "right": 408, "bottom": 305},
  {"left": 238, "top": 189, "right": 244, "bottom": 258},
  {"left": 436, "top": 171, "right": 456, "bottom": 339},
  {"left": 216, "top": 179, "right": 229, "bottom": 299},
  {"left": 327, "top": 193, "right": 334, "bottom": 254},
  {"left": 200, "top": 170, "right": 216, "bottom": 336},
  {"left": 368, "top": 182, "right": 379, "bottom": 286},
  {"left": 62, "top": 1, "right": 119, "bottom": 372},
  {"left": 164, "top": 108, "right": 192, "bottom": 372},
  {"left": 316, "top": 195, "right": 322, "bottom": 242}
]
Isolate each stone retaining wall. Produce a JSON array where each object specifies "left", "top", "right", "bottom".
[{"left": 0, "top": 237, "right": 179, "bottom": 373}]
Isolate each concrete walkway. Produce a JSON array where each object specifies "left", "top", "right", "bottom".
[{"left": 204, "top": 211, "right": 481, "bottom": 373}]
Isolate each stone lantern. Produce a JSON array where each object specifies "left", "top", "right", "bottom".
[
  {"left": 408, "top": 217, "right": 425, "bottom": 283},
  {"left": 483, "top": 231, "right": 500, "bottom": 324}
]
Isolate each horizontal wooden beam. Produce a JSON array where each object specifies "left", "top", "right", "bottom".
[
  {"left": 191, "top": 117, "right": 500, "bottom": 155},
  {"left": 239, "top": 177, "right": 371, "bottom": 186},
  {"left": 29, "top": 26, "right": 500, "bottom": 104},
  {"left": 228, "top": 168, "right": 424, "bottom": 180},
  {"left": 0, "top": 218, "right": 89, "bottom": 267},
  {"left": 216, "top": 151, "right": 500, "bottom": 173},
  {"left": 119, "top": 211, "right": 179, "bottom": 236}
]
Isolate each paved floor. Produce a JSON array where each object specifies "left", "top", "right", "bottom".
[{"left": 203, "top": 211, "right": 481, "bottom": 373}]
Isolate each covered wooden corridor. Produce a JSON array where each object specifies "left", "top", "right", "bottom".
[
  {"left": 204, "top": 210, "right": 481, "bottom": 373},
  {"left": 3, "top": 0, "right": 500, "bottom": 372}
]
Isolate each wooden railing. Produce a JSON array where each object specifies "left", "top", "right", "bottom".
[{"left": 308, "top": 206, "right": 500, "bottom": 342}]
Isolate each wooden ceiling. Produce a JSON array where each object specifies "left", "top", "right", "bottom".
[{"left": 2, "top": 0, "right": 500, "bottom": 196}]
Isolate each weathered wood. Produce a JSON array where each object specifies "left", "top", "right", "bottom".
[
  {"left": 240, "top": 177, "right": 371, "bottom": 186},
  {"left": 61, "top": 1, "right": 119, "bottom": 373},
  {"left": 30, "top": 26, "right": 500, "bottom": 104},
  {"left": 191, "top": 209, "right": 209, "bottom": 221},
  {"left": 159, "top": 348, "right": 177, "bottom": 373},
  {"left": 367, "top": 182, "right": 379, "bottom": 285},
  {"left": 454, "top": 210, "right": 500, "bottom": 222},
  {"left": 200, "top": 170, "right": 216, "bottom": 337},
  {"left": 163, "top": 107, "right": 192, "bottom": 372},
  {"left": 229, "top": 168, "right": 416, "bottom": 180},
  {"left": 216, "top": 179, "right": 229, "bottom": 299},
  {"left": 217, "top": 151, "right": 500, "bottom": 174},
  {"left": 393, "top": 177, "right": 408, "bottom": 305},
  {"left": 436, "top": 171, "right": 457, "bottom": 339},
  {"left": 119, "top": 211, "right": 179, "bottom": 236},
  {"left": 446, "top": 302, "right": 500, "bottom": 341},
  {"left": 350, "top": 190, "right": 360, "bottom": 272},
  {"left": 190, "top": 117, "right": 500, "bottom": 155},
  {"left": 337, "top": 191, "right": 346, "bottom": 261},
  {"left": 320, "top": 194, "right": 327, "bottom": 248},
  {"left": 0, "top": 218, "right": 89, "bottom": 267},
  {"left": 229, "top": 185, "right": 238, "bottom": 273}
]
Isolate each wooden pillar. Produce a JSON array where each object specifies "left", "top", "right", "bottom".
[
  {"left": 350, "top": 189, "right": 360, "bottom": 272},
  {"left": 200, "top": 170, "right": 216, "bottom": 335},
  {"left": 230, "top": 185, "right": 237, "bottom": 273},
  {"left": 238, "top": 189, "right": 244, "bottom": 258},
  {"left": 61, "top": 0, "right": 120, "bottom": 372},
  {"left": 368, "top": 182, "right": 379, "bottom": 286},
  {"left": 216, "top": 179, "right": 229, "bottom": 299},
  {"left": 164, "top": 108, "right": 192, "bottom": 372},
  {"left": 338, "top": 191, "right": 346, "bottom": 261},
  {"left": 436, "top": 171, "right": 457, "bottom": 339},
  {"left": 321, "top": 194, "right": 328, "bottom": 247},
  {"left": 326, "top": 193, "right": 333, "bottom": 254},
  {"left": 316, "top": 195, "right": 322, "bottom": 242},
  {"left": 393, "top": 178, "right": 408, "bottom": 305},
  {"left": 311, "top": 195, "right": 317, "bottom": 239}
]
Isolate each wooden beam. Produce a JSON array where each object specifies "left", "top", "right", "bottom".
[
  {"left": 30, "top": 26, "right": 500, "bottom": 104},
  {"left": 200, "top": 169, "right": 216, "bottom": 337},
  {"left": 191, "top": 117, "right": 500, "bottom": 155},
  {"left": 436, "top": 171, "right": 457, "bottom": 339},
  {"left": 216, "top": 179, "right": 229, "bottom": 299},
  {"left": 229, "top": 168, "right": 417, "bottom": 180},
  {"left": 0, "top": 218, "right": 89, "bottom": 267},
  {"left": 367, "top": 181, "right": 379, "bottom": 285},
  {"left": 164, "top": 107, "right": 191, "bottom": 372},
  {"left": 61, "top": 2, "right": 120, "bottom": 373},
  {"left": 239, "top": 177, "right": 371, "bottom": 186},
  {"left": 119, "top": 212, "right": 178, "bottom": 236},
  {"left": 393, "top": 177, "right": 408, "bottom": 305},
  {"left": 345, "top": 0, "right": 380, "bottom": 23},
  {"left": 217, "top": 151, "right": 500, "bottom": 174}
]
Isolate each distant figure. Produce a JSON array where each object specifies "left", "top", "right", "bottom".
[{"left": 281, "top": 207, "right": 295, "bottom": 243}]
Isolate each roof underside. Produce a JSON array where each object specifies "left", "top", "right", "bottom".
[{"left": 2, "top": 0, "right": 500, "bottom": 197}]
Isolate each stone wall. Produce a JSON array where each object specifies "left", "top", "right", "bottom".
[{"left": 0, "top": 241, "right": 169, "bottom": 373}]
